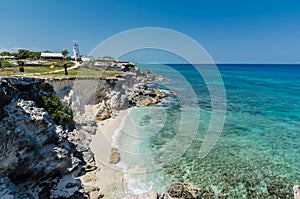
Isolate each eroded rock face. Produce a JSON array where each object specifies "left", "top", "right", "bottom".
[
  {"left": 109, "top": 91, "right": 129, "bottom": 110},
  {"left": 93, "top": 72, "right": 167, "bottom": 121},
  {"left": 49, "top": 70, "right": 167, "bottom": 122},
  {"left": 0, "top": 99, "right": 72, "bottom": 182},
  {"left": 0, "top": 78, "right": 94, "bottom": 198},
  {"left": 0, "top": 80, "right": 17, "bottom": 118},
  {"left": 0, "top": 174, "right": 33, "bottom": 199},
  {"left": 0, "top": 77, "right": 54, "bottom": 119}
]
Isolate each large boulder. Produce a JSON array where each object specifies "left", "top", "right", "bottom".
[
  {"left": 96, "top": 100, "right": 112, "bottom": 121},
  {"left": 294, "top": 186, "right": 300, "bottom": 199},
  {"left": 109, "top": 148, "right": 120, "bottom": 164},
  {"left": 110, "top": 91, "right": 129, "bottom": 110},
  {"left": 136, "top": 96, "right": 160, "bottom": 106}
]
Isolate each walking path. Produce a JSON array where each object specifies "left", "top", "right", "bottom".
[
  {"left": 24, "top": 61, "right": 80, "bottom": 76},
  {"left": 50, "top": 61, "right": 80, "bottom": 73}
]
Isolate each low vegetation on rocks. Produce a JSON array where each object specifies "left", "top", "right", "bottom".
[{"left": 41, "top": 95, "right": 73, "bottom": 126}]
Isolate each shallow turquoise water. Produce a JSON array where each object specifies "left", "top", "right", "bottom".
[{"left": 117, "top": 64, "right": 300, "bottom": 198}]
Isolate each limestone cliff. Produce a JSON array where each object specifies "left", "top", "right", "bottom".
[
  {"left": 0, "top": 68, "right": 168, "bottom": 198},
  {"left": 0, "top": 77, "right": 91, "bottom": 198},
  {"left": 48, "top": 70, "right": 166, "bottom": 122}
]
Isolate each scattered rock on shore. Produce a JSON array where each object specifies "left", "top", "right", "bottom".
[
  {"left": 109, "top": 148, "right": 121, "bottom": 164},
  {"left": 293, "top": 185, "right": 300, "bottom": 199},
  {"left": 122, "top": 190, "right": 160, "bottom": 199}
]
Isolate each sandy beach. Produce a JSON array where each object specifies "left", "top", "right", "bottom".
[{"left": 81, "top": 109, "right": 132, "bottom": 199}]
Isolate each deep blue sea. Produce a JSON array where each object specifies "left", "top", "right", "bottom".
[{"left": 115, "top": 64, "right": 300, "bottom": 198}]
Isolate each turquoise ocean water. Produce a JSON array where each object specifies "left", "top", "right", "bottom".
[{"left": 115, "top": 64, "right": 300, "bottom": 198}]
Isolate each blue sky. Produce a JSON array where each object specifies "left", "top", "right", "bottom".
[{"left": 1, "top": 0, "right": 300, "bottom": 63}]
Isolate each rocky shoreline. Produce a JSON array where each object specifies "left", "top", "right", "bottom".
[{"left": 0, "top": 65, "right": 180, "bottom": 198}]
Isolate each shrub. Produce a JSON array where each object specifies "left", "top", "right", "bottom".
[
  {"left": 41, "top": 96, "right": 73, "bottom": 126},
  {"left": 1, "top": 60, "right": 13, "bottom": 67}
]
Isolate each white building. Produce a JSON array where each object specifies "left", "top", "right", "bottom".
[
  {"left": 81, "top": 56, "right": 94, "bottom": 66},
  {"left": 81, "top": 56, "right": 94, "bottom": 62},
  {"left": 0, "top": 55, "right": 16, "bottom": 60},
  {"left": 41, "top": 52, "right": 64, "bottom": 59}
]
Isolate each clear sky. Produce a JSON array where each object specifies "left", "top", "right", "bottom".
[{"left": 1, "top": 0, "right": 300, "bottom": 63}]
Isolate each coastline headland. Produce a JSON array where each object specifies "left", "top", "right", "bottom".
[{"left": 0, "top": 64, "right": 174, "bottom": 198}]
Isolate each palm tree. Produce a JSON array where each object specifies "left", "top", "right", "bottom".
[{"left": 61, "top": 49, "right": 69, "bottom": 59}]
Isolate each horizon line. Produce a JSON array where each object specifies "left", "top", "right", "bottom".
[{"left": 136, "top": 62, "right": 300, "bottom": 65}]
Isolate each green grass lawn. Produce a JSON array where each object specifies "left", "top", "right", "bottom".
[
  {"left": 0, "top": 65, "right": 64, "bottom": 76},
  {"left": 0, "top": 65, "right": 124, "bottom": 78},
  {"left": 65, "top": 67, "right": 125, "bottom": 78}
]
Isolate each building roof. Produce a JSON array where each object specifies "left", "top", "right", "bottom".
[
  {"left": 0, "top": 55, "right": 16, "bottom": 59},
  {"left": 41, "top": 52, "right": 64, "bottom": 58}
]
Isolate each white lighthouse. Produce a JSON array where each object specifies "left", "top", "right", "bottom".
[{"left": 73, "top": 40, "right": 80, "bottom": 60}]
